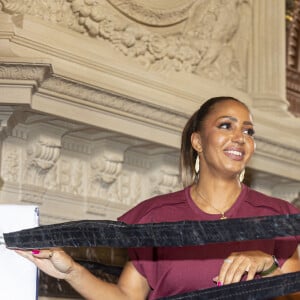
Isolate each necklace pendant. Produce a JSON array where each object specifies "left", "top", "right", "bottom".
[{"left": 220, "top": 214, "right": 227, "bottom": 220}]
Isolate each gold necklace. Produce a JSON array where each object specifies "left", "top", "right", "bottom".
[{"left": 195, "top": 189, "right": 228, "bottom": 220}]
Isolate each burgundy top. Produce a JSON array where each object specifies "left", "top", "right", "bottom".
[{"left": 118, "top": 184, "right": 300, "bottom": 299}]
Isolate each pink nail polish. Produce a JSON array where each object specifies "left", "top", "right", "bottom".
[
  {"left": 217, "top": 281, "right": 223, "bottom": 287},
  {"left": 31, "top": 250, "right": 40, "bottom": 254}
]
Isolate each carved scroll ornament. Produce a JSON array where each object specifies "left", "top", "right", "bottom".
[{"left": 26, "top": 138, "right": 61, "bottom": 185}]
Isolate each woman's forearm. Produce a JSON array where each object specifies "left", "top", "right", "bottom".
[{"left": 65, "top": 262, "right": 130, "bottom": 300}]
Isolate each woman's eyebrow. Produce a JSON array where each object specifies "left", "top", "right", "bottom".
[{"left": 217, "top": 116, "right": 254, "bottom": 126}]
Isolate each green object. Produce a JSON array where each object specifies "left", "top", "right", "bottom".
[{"left": 260, "top": 255, "right": 279, "bottom": 276}]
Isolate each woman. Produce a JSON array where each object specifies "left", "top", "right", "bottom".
[{"left": 17, "top": 96, "right": 300, "bottom": 299}]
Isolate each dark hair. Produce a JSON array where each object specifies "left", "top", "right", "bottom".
[{"left": 180, "top": 96, "right": 249, "bottom": 187}]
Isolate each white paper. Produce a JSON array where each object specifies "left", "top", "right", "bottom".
[{"left": 0, "top": 205, "right": 39, "bottom": 300}]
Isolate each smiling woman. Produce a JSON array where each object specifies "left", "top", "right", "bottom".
[
  {"left": 190, "top": 99, "right": 255, "bottom": 186},
  {"left": 16, "top": 97, "right": 300, "bottom": 300},
  {"left": 181, "top": 97, "right": 255, "bottom": 186}
]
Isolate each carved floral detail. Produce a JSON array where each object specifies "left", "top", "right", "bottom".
[
  {"left": 0, "top": 0, "right": 250, "bottom": 89},
  {"left": 0, "top": 0, "right": 84, "bottom": 32},
  {"left": 69, "top": 0, "right": 250, "bottom": 88}
]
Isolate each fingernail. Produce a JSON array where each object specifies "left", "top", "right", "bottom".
[
  {"left": 31, "top": 250, "right": 40, "bottom": 254},
  {"left": 217, "top": 281, "right": 223, "bottom": 287}
]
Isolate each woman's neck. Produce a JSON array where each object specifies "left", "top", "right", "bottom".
[{"left": 191, "top": 177, "right": 242, "bottom": 214}]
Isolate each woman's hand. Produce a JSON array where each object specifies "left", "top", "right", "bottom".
[
  {"left": 16, "top": 249, "right": 150, "bottom": 300},
  {"left": 15, "top": 248, "right": 75, "bottom": 280},
  {"left": 215, "top": 250, "right": 281, "bottom": 286}
]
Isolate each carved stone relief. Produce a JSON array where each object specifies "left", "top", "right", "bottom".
[
  {"left": 0, "top": 109, "right": 183, "bottom": 222},
  {"left": 0, "top": 0, "right": 251, "bottom": 90},
  {"left": 1, "top": 143, "right": 20, "bottom": 183},
  {"left": 107, "top": 0, "right": 196, "bottom": 26}
]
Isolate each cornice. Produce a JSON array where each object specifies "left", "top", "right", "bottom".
[
  {"left": 1, "top": 60, "right": 300, "bottom": 171},
  {"left": 0, "top": 62, "right": 51, "bottom": 83},
  {"left": 255, "top": 136, "right": 300, "bottom": 164},
  {"left": 42, "top": 76, "right": 187, "bottom": 130},
  {"left": 0, "top": 61, "right": 187, "bottom": 132}
]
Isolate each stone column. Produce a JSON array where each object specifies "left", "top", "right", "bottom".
[{"left": 250, "top": 0, "right": 289, "bottom": 114}]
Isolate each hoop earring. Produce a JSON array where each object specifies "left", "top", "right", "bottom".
[
  {"left": 239, "top": 169, "right": 245, "bottom": 182},
  {"left": 195, "top": 156, "right": 200, "bottom": 174}
]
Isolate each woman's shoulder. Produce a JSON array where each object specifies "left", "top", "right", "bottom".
[
  {"left": 243, "top": 185, "right": 300, "bottom": 214},
  {"left": 118, "top": 188, "right": 188, "bottom": 224}
]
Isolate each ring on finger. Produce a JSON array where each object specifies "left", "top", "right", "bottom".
[
  {"left": 48, "top": 250, "right": 54, "bottom": 259},
  {"left": 224, "top": 258, "right": 233, "bottom": 263}
]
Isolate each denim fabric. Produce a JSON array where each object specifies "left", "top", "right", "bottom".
[
  {"left": 4, "top": 214, "right": 300, "bottom": 249},
  {"left": 160, "top": 271, "right": 300, "bottom": 300}
]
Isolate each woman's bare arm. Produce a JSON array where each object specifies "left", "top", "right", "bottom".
[{"left": 17, "top": 249, "right": 150, "bottom": 300}]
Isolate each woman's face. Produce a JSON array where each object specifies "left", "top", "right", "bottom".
[{"left": 196, "top": 100, "right": 256, "bottom": 178}]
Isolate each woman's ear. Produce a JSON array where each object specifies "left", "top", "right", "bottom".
[{"left": 191, "top": 132, "right": 202, "bottom": 152}]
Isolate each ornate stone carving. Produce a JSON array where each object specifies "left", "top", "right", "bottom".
[
  {"left": 182, "top": 0, "right": 250, "bottom": 89},
  {"left": 26, "top": 135, "right": 61, "bottom": 185},
  {"left": 89, "top": 140, "right": 128, "bottom": 201},
  {"left": 0, "top": 0, "right": 250, "bottom": 90},
  {"left": 1, "top": 145, "right": 20, "bottom": 182},
  {"left": 42, "top": 159, "right": 85, "bottom": 194},
  {"left": 91, "top": 157, "right": 122, "bottom": 185},
  {"left": 0, "top": 63, "right": 50, "bottom": 82},
  {"left": 0, "top": 0, "right": 83, "bottom": 32},
  {"left": 90, "top": 154, "right": 122, "bottom": 197},
  {"left": 107, "top": 0, "right": 196, "bottom": 26},
  {"left": 69, "top": 0, "right": 249, "bottom": 88},
  {"left": 151, "top": 169, "right": 181, "bottom": 196},
  {"left": 116, "top": 170, "right": 142, "bottom": 206}
]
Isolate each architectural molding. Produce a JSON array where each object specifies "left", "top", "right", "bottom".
[
  {"left": 0, "top": 0, "right": 250, "bottom": 90},
  {"left": 0, "top": 109, "right": 299, "bottom": 209},
  {"left": 0, "top": 62, "right": 188, "bottom": 128},
  {"left": 255, "top": 137, "right": 300, "bottom": 164}
]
